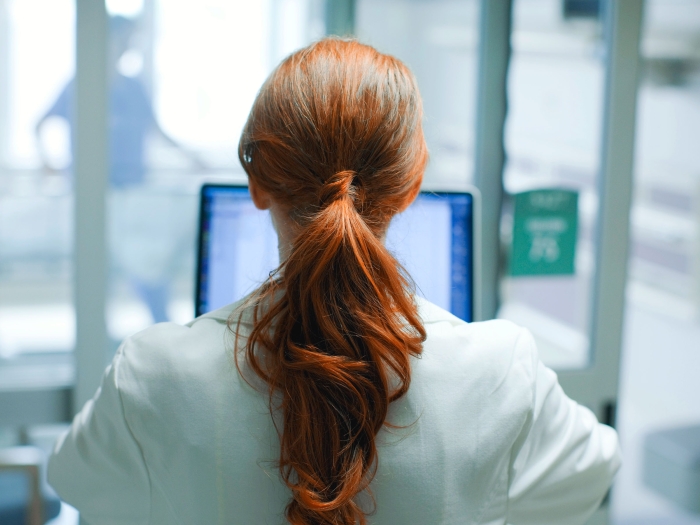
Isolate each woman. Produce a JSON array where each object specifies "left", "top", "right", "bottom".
[{"left": 49, "top": 39, "right": 620, "bottom": 525}]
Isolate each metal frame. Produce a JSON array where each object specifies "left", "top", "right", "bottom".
[
  {"left": 325, "top": 0, "right": 355, "bottom": 36},
  {"left": 473, "top": 0, "right": 512, "bottom": 321},
  {"left": 0, "top": 0, "right": 9, "bottom": 164},
  {"left": 74, "top": 0, "right": 109, "bottom": 410},
  {"left": 468, "top": 185, "right": 483, "bottom": 324}
]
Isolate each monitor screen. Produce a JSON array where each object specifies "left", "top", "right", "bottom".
[{"left": 197, "top": 185, "right": 475, "bottom": 321}]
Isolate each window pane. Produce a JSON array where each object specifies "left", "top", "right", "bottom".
[
  {"left": 498, "top": 0, "right": 606, "bottom": 370},
  {"left": 0, "top": 0, "right": 75, "bottom": 384},
  {"left": 614, "top": 1, "right": 700, "bottom": 522}
]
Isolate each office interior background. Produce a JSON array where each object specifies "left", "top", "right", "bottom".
[{"left": 0, "top": 0, "right": 699, "bottom": 524}]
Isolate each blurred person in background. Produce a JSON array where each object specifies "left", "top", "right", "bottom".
[{"left": 35, "top": 15, "right": 203, "bottom": 324}]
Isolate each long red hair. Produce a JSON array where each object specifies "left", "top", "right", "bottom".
[{"left": 234, "top": 38, "right": 428, "bottom": 525}]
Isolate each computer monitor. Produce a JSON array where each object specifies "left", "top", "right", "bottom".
[{"left": 196, "top": 184, "right": 479, "bottom": 321}]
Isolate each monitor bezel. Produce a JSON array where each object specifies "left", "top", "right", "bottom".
[{"left": 196, "top": 182, "right": 481, "bottom": 321}]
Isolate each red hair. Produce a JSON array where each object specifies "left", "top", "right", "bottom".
[{"left": 235, "top": 38, "right": 428, "bottom": 525}]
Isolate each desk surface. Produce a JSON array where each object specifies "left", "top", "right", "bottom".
[
  {"left": 0, "top": 354, "right": 73, "bottom": 393},
  {"left": 0, "top": 354, "right": 74, "bottom": 426}
]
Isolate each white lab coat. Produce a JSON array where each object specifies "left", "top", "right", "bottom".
[{"left": 48, "top": 297, "right": 621, "bottom": 525}]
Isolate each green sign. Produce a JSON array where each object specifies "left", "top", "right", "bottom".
[{"left": 510, "top": 189, "right": 578, "bottom": 276}]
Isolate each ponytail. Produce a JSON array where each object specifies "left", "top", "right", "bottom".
[{"left": 234, "top": 38, "right": 428, "bottom": 525}]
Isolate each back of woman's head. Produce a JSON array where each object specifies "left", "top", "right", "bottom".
[{"left": 236, "top": 38, "right": 428, "bottom": 525}]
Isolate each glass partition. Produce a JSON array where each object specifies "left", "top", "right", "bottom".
[
  {"left": 613, "top": 1, "right": 700, "bottom": 523},
  {"left": 498, "top": 0, "right": 606, "bottom": 370},
  {"left": 0, "top": 0, "right": 75, "bottom": 404}
]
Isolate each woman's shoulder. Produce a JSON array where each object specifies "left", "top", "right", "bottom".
[
  {"left": 417, "top": 296, "right": 536, "bottom": 355},
  {"left": 106, "top": 297, "right": 267, "bottom": 444},
  {"left": 114, "top": 297, "right": 255, "bottom": 390},
  {"left": 416, "top": 297, "right": 539, "bottom": 395}
]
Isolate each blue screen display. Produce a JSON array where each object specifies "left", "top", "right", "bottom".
[{"left": 197, "top": 185, "right": 474, "bottom": 321}]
